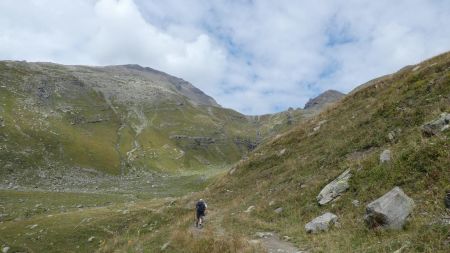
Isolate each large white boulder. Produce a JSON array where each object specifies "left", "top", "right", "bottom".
[
  {"left": 364, "top": 187, "right": 414, "bottom": 229},
  {"left": 305, "top": 212, "right": 338, "bottom": 233},
  {"left": 317, "top": 169, "right": 351, "bottom": 205}
]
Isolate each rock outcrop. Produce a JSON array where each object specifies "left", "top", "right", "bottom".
[
  {"left": 305, "top": 212, "right": 338, "bottom": 233},
  {"left": 317, "top": 169, "right": 351, "bottom": 205},
  {"left": 422, "top": 112, "right": 450, "bottom": 136},
  {"left": 304, "top": 90, "right": 345, "bottom": 110},
  {"left": 364, "top": 187, "right": 414, "bottom": 229}
]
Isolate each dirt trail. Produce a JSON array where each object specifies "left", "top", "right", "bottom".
[
  {"left": 188, "top": 209, "right": 305, "bottom": 253},
  {"left": 255, "top": 233, "right": 306, "bottom": 253},
  {"left": 188, "top": 209, "right": 225, "bottom": 238}
]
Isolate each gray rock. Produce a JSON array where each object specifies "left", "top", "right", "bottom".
[
  {"left": 255, "top": 232, "right": 274, "bottom": 238},
  {"left": 2, "top": 246, "right": 10, "bottom": 253},
  {"left": 317, "top": 169, "right": 351, "bottom": 205},
  {"left": 278, "top": 148, "right": 287, "bottom": 156},
  {"left": 388, "top": 132, "right": 395, "bottom": 141},
  {"left": 422, "top": 112, "right": 450, "bottom": 136},
  {"left": 305, "top": 212, "right": 338, "bottom": 233},
  {"left": 364, "top": 187, "right": 414, "bottom": 229},
  {"left": 161, "top": 242, "right": 170, "bottom": 251},
  {"left": 88, "top": 236, "right": 95, "bottom": 242},
  {"left": 380, "top": 149, "right": 391, "bottom": 164},
  {"left": 274, "top": 207, "right": 283, "bottom": 214}
]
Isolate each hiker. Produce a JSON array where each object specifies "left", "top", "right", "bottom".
[{"left": 195, "top": 198, "right": 207, "bottom": 227}]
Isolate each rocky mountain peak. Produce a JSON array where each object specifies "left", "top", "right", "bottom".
[{"left": 304, "top": 89, "right": 345, "bottom": 110}]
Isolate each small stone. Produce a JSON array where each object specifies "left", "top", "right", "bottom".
[
  {"left": 2, "top": 246, "right": 10, "bottom": 253},
  {"left": 244, "top": 206, "right": 255, "bottom": 213},
  {"left": 88, "top": 236, "right": 95, "bottom": 242},
  {"left": 30, "top": 224, "right": 38, "bottom": 229},
  {"left": 274, "top": 207, "right": 283, "bottom": 214},
  {"left": 388, "top": 132, "right": 395, "bottom": 141},
  {"left": 76, "top": 204, "right": 83, "bottom": 208},
  {"left": 269, "top": 200, "right": 275, "bottom": 206},
  {"left": 255, "top": 232, "right": 273, "bottom": 238},
  {"left": 380, "top": 149, "right": 391, "bottom": 164},
  {"left": 282, "top": 235, "right": 291, "bottom": 241},
  {"left": 278, "top": 149, "right": 286, "bottom": 156},
  {"left": 305, "top": 212, "right": 338, "bottom": 233},
  {"left": 352, "top": 200, "right": 360, "bottom": 207},
  {"left": 160, "top": 242, "right": 170, "bottom": 250}
]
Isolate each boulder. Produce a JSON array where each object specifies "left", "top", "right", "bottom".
[
  {"left": 422, "top": 113, "right": 450, "bottom": 136},
  {"left": 364, "top": 187, "right": 414, "bottom": 229},
  {"left": 305, "top": 212, "right": 338, "bottom": 233},
  {"left": 317, "top": 169, "right": 351, "bottom": 205},
  {"left": 380, "top": 149, "right": 391, "bottom": 164}
]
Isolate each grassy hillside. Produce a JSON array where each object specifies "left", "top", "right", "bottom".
[
  {"left": 0, "top": 61, "right": 329, "bottom": 194},
  {"left": 3, "top": 51, "right": 448, "bottom": 252},
  {"left": 139, "top": 52, "right": 450, "bottom": 252}
]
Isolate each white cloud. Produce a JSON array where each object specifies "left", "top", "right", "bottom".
[{"left": 1, "top": 0, "right": 450, "bottom": 114}]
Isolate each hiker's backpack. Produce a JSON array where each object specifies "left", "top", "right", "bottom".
[{"left": 196, "top": 201, "right": 206, "bottom": 212}]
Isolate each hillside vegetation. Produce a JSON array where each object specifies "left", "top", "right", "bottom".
[
  {"left": 1, "top": 51, "right": 448, "bottom": 252},
  {"left": 0, "top": 61, "right": 331, "bottom": 193},
  {"left": 149, "top": 52, "right": 450, "bottom": 252}
]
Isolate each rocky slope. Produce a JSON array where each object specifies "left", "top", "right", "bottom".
[{"left": 0, "top": 61, "right": 338, "bottom": 192}]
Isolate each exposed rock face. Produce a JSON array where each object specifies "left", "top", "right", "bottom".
[
  {"left": 380, "top": 149, "right": 391, "bottom": 164},
  {"left": 422, "top": 113, "right": 450, "bottom": 136},
  {"left": 305, "top": 212, "right": 338, "bottom": 233},
  {"left": 317, "top": 169, "right": 351, "bottom": 205},
  {"left": 304, "top": 90, "right": 345, "bottom": 110},
  {"left": 364, "top": 187, "right": 414, "bottom": 229}
]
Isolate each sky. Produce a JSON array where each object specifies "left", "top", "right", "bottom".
[{"left": 1, "top": 0, "right": 450, "bottom": 114}]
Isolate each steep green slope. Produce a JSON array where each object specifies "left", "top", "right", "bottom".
[
  {"left": 0, "top": 62, "right": 256, "bottom": 191},
  {"left": 0, "top": 61, "right": 335, "bottom": 192},
  {"left": 163, "top": 52, "right": 450, "bottom": 252}
]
